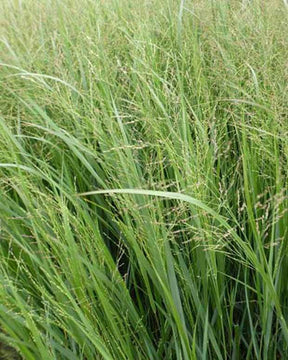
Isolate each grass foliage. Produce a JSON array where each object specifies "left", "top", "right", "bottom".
[{"left": 0, "top": 0, "right": 288, "bottom": 358}]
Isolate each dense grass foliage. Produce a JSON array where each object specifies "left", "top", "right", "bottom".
[{"left": 0, "top": 0, "right": 288, "bottom": 359}]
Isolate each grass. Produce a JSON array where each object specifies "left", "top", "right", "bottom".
[{"left": 0, "top": 0, "right": 288, "bottom": 358}]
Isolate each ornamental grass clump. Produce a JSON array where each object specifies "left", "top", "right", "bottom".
[{"left": 0, "top": 0, "right": 288, "bottom": 359}]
